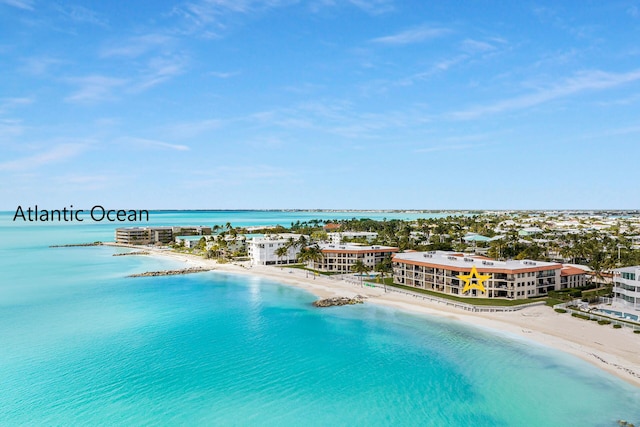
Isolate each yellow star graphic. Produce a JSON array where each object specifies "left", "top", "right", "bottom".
[{"left": 457, "top": 266, "right": 491, "bottom": 294}]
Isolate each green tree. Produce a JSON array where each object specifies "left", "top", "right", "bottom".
[
  {"left": 375, "top": 256, "right": 393, "bottom": 293},
  {"left": 275, "top": 245, "right": 289, "bottom": 265},
  {"left": 351, "top": 260, "right": 369, "bottom": 287}
]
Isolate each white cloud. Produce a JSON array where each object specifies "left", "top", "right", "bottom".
[
  {"left": 55, "top": 4, "right": 108, "bottom": 26},
  {"left": 21, "top": 56, "right": 65, "bottom": 75},
  {"left": 165, "top": 119, "right": 221, "bottom": 138},
  {"left": 0, "top": 143, "right": 87, "bottom": 171},
  {"left": 172, "top": 0, "right": 296, "bottom": 36},
  {"left": 101, "top": 34, "right": 174, "bottom": 58},
  {"left": 371, "top": 25, "right": 451, "bottom": 45},
  {"left": 132, "top": 56, "right": 187, "bottom": 92},
  {"left": 208, "top": 70, "right": 241, "bottom": 78},
  {"left": 0, "top": 97, "right": 33, "bottom": 114},
  {"left": 449, "top": 68, "right": 640, "bottom": 120},
  {"left": 348, "top": 0, "right": 393, "bottom": 14},
  {"left": 0, "top": 0, "right": 34, "bottom": 11},
  {"left": 396, "top": 55, "right": 468, "bottom": 86},
  {"left": 460, "top": 39, "right": 496, "bottom": 53},
  {"left": 116, "top": 137, "right": 190, "bottom": 151},
  {"left": 0, "top": 118, "right": 26, "bottom": 139},
  {"left": 65, "top": 75, "right": 128, "bottom": 103}
]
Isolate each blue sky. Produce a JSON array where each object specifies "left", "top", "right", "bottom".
[{"left": 1, "top": 0, "right": 639, "bottom": 210}]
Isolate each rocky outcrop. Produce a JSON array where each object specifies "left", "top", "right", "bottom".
[
  {"left": 128, "top": 267, "right": 212, "bottom": 278},
  {"left": 313, "top": 295, "right": 366, "bottom": 307}
]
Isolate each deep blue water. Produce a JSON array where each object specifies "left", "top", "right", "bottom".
[{"left": 1, "top": 211, "right": 639, "bottom": 426}]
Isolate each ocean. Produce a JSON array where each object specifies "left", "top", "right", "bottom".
[{"left": 1, "top": 210, "right": 639, "bottom": 426}]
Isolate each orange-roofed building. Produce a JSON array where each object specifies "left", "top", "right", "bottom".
[
  {"left": 392, "top": 250, "right": 562, "bottom": 300},
  {"left": 323, "top": 223, "right": 341, "bottom": 232},
  {"left": 559, "top": 265, "right": 589, "bottom": 289}
]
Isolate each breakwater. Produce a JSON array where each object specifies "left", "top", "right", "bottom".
[
  {"left": 313, "top": 295, "right": 366, "bottom": 307},
  {"left": 127, "top": 267, "right": 213, "bottom": 278},
  {"left": 113, "top": 251, "right": 149, "bottom": 256},
  {"left": 49, "top": 242, "right": 103, "bottom": 248}
]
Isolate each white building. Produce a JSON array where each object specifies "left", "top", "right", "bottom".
[
  {"left": 248, "top": 234, "right": 308, "bottom": 266},
  {"left": 327, "top": 231, "right": 378, "bottom": 244},
  {"left": 309, "top": 243, "right": 398, "bottom": 273},
  {"left": 613, "top": 266, "right": 640, "bottom": 311}
]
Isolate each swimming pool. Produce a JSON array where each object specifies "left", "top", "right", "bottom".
[{"left": 598, "top": 308, "right": 639, "bottom": 322}]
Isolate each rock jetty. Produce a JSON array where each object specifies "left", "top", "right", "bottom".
[
  {"left": 50, "top": 242, "right": 102, "bottom": 248},
  {"left": 313, "top": 295, "right": 366, "bottom": 307},
  {"left": 113, "top": 251, "right": 149, "bottom": 256},
  {"left": 127, "top": 267, "right": 212, "bottom": 278}
]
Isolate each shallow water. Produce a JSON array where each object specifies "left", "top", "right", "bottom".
[{"left": 1, "top": 211, "right": 639, "bottom": 426}]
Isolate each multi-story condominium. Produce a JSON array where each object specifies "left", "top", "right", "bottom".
[
  {"left": 308, "top": 244, "right": 398, "bottom": 273},
  {"left": 172, "top": 226, "right": 212, "bottom": 236},
  {"left": 559, "top": 265, "right": 589, "bottom": 289},
  {"left": 613, "top": 266, "right": 640, "bottom": 311},
  {"left": 116, "top": 226, "right": 174, "bottom": 244},
  {"left": 116, "top": 226, "right": 211, "bottom": 245},
  {"left": 248, "top": 234, "right": 308, "bottom": 266},
  {"left": 392, "top": 251, "right": 563, "bottom": 300},
  {"left": 327, "top": 231, "right": 378, "bottom": 244}
]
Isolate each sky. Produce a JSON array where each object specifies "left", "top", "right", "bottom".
[{"left": 1, "top": 0, "right": 639, "bottom": 210}]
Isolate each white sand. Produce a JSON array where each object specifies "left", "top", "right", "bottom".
[{"left": 107, "top": 243, "right": 640, "bottom": 388}]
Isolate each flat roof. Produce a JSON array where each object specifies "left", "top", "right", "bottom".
[
  {"left": 393, "top": 251, "right": 561, "bottom": 273},
  {"left": 320, "top": 243, "right": 398, "bottom": 254},
  {"left": 614, "top": 266, "right": 640, "bottom": 274}
]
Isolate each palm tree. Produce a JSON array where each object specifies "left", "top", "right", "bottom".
[
  {"left": 298, "top": 245, "right": 324, "bottom": 275},
  {"left": 375, "top": 256, "right": 393, "bottom": 293},
  {"left": 351, "top": 260, "right": 369, "bottom": 287},
  {"left": 275, "top": 245, "right": 288, "bottom": 266}
]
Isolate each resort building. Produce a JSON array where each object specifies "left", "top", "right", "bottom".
[
  {"left": 392, "top": 251, "right": 562, "bottom": 300},
  {"left": 559, "top": 265, "right": 590, "bottom": 289},
  {"left": 613, "top": 266, "right": 640, "bottom": 311},
  {"left": 323, "top": 223, "right": 341, "bottom": 232},
  {"left": 308, "top": 244, "right": 398, "bottom": 273},
  {"left": 115, "top": 226, "right": 173, "bottom": 244},
  {"left": 115, "top": 226, "right": 211, "bottom": 245},
  {"left": 206, "top": 234, "right": 247, "bottom": 256},
  {"left": 174, "top": 235, "right": 206, "bottom": 248},
  {"left": 248, "top": 234, "right": 308, "bottom": 266},
  {"left": 327, "top": 231, "right": 378, "bottom": 244}
]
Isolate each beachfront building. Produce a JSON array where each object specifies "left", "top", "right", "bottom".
[
  {"left": 392, "top": 251, "right": 562, "bottom": 300},
  {"left": 206, "top": 234, "right": 247, "bottom": 257},
  {"left": 175, "top": 235, "right": 206, "bottom": 248},
  {"left": 115, "top": 226, "right": 211, "bottom": 245},
  {"left": 116, "top": 226, "right": 173, "bottom": 244},
  {"left": 327, "top": 231, "right": 378, "bottom": 245},
  {"left": 613, "top": 266, "right": 640, "bottom": 311},
  {"left": 559, "top": 265, "right": 590, "bottom": 289},
  {"left": 248, "top": 234, "right": 308, "bottom": 266},
  {"left": 308, "top": 244, "right": 399, "bottom": 273}
]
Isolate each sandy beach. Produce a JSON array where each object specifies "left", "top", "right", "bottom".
[{"left": 108, "top": 243, "right": 640, "bottom": 388}]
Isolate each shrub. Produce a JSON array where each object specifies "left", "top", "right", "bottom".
[
  {"left": 571, "top": 312, "right": 590, "bottom": 320},
  {"left": 597, "top": 320, "right": 611, "bottom": 325},
  {"left": 554, "top": 308, "right": 567, "bottom": 314},
  {"left": 634, "top": 330, "right": 640, "bottom": 334},
  {"left": 613, "top": 324, "right": 622, "bottom": 329}
]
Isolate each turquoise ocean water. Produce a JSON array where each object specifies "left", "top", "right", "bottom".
[{"left": 1, "top": 210, "right": 640, "bottom": 426}]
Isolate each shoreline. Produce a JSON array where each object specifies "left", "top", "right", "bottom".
[{"left": 106, "top": 243, "right": 640, "bottom": 388}]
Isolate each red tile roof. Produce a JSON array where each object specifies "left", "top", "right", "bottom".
[{"left": 560, "top": 266, "right": 588, "bottom": 276}]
